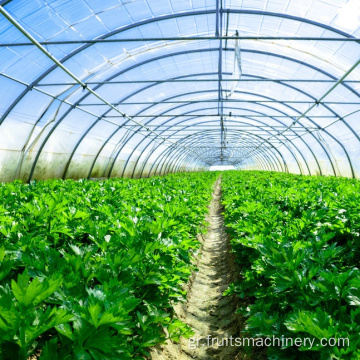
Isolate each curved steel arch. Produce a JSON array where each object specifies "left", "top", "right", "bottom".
[
  {"left": 140, "top": 119, "right": 294, "bottom": 178},
  {"left": 16, "top": 51, "right": 357, "bottom": 180},
  {"left": 128, "top": 129, "right": 276, "bottom": 176},
  {"left": 108, "top": 85, "right": 331, "bottom": 180},
  {"left": 156, "top": 133, "right": 281, "bottom": 175},
  {"left": 100, "top": 90, "right": 330, "bottom": 180},
  {"left": 160, "top": 133, "right": 278, "bottom": 175},
  {"left": 2, "top": 5, "right": 357, "bottom": 130},
  {"left": 0, "top": 7, "right": 356, "bottom": 178},
  {"left": 125, "top": 108, "right": 291, "bottom": 178},
  {"left": 110, "top": 70, "right": 350, "bottom": 179},
  {"left": 98, "top": 86, "right": 332, "bottom": 180},
  {"left": 132, "top": 101, "right": 319, "bottom": 178},
  {"left": 156, "top": 137, "right": 269, "bottom": 176},
  {"left": 1, "top": 4, "right": 358, "bottom": 179},
  {"left": 132, "top": 114, "right": 301, "bottom": 179},
  {"left": 150, "top": 129, "right": 287, "bottom": 176},
  {"left": 90, "top": 83, "right": 310, "bottom": 179},
  {"left": 102, "top": 90, "right": 320, "bottom": 180},
  {"left": 174, "top": 141, "right": 269, "bottom": 172},
  {"left": 31, "top": 44, "right": 359, "bottom": 180},
  {"left": 165, "top": 132, "right": 282, "bottom": 173},
  {"left": 1, "top": 9, "right": 358, "bottom": 181},
  {"left": 113, "top": 44, "right": 359, "bottom": 176},
  {"left": 163, "top": 138, "right": 276, "bottom": 175},
  {"left": 57, "top": 47, "right": 359, "bottom": 179},
  {"left": 132, "top": 98, "right": 321, "bottom": 177},
  {"left": 163, "top": 140, "right": 273, "bottom": 175},
  {"left": 110, "top": 103, "right": 291, "bottom": 179}
]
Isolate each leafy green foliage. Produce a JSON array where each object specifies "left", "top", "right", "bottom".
[
  {"left": 0, "top": 172, "right": 217, "bottom": 359},
  {"left": 222, "top": 171, "right": 360, "bottom": 360}
]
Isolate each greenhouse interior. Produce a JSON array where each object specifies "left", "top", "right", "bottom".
[
  {"left": 1, "top": 0, "right": 360, "bottom": 359},
  {"left": 0, "top": 0, "right": 360, "bottom": 181}
]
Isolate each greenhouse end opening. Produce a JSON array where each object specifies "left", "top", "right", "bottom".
[{"left": 209, "top": 165, "right": 236, "bottom": 171}]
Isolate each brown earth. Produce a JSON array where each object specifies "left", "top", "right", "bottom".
[{"left": 150, "top": 177, "right": 256, "bottom": 360}]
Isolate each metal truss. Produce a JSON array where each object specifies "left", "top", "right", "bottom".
[{"left": 0, "top": 5, "right": 359, "bottom": 178}]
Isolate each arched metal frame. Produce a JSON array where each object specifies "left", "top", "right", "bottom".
[
  {"left": 124, "top": 87, "right": 323, "bottom": 178},
  {"left": 134, "top": 119, "right": 288, "bottom": 178},
  {"left": 169, "top": 136, "right": 278, "bottom": 173},
  {"left": 156, "top": 132, "right": 283, "bottom": 175},
  {"left": 117, "top": 104, "right": 290, "bottom": 176},
  {"left": 129, "top": 114, "right": 293, "bottom": 178},
  {"left": 28, "top": 77, "right": 358, "bottom": 179},
  {"left": 154, "top": 134, "right": 275, "bottom": 176},
  {"left": 168, "top": 132, "right": 284, "bottom": 173},
  {"left": 127, "top": 102, "right": 313, "bottom": 179},
  {"left": 137, "top": 104, "right": 319, "bottom": 177},
  {"left": 90, "top": 77, "right": 330, "bottom": 181},
  {"left": 57, "top": 47, "right": 358, "bottom": 179},
  {"left": 104, "top": 84, "right": 329, "bottom": 180},
  {"left": 155, "top": 128, "right": 285, "bottom": 174},
  {"left": 159, "top": 131, "right": 284, "bottom": 174},
  {"left": 0, "top": 6, "right": 359, "bottom": 179}
]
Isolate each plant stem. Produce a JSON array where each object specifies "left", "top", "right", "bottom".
[{"left": 19, "top": 321, "right": 27, "bottom": 360}]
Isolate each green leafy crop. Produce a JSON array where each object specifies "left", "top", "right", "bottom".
[
  {"left": 0, "top": 172, "right": 217, "bottom": 359},
  {"left": 222, "top": 171, "right": 360, "bottom": 360}
]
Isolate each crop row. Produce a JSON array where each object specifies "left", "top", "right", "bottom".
[
  {"left": 0, "top": 172, "right": 217, "bottom": 359},
  {"left": 221, "top": 171, "right": 360, "bottom": 360}
]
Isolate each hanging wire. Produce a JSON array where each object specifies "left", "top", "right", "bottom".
[{"left": 226, "top": 30, "right": 242, "bottom": 99}]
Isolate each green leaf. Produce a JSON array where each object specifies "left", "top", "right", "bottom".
[{"left": 11, "top": 270, "right": 62, "bottom": 309}]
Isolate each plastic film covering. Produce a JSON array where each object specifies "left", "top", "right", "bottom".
[{"left": 0, "top": 0, "right": 360, "bottom": 182}]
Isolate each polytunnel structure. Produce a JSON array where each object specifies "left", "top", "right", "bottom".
[{"left": 0, "top": 0, "right": 360, "bottom": 182}]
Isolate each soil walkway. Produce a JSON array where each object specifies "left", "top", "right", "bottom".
[{"left": 151, "top": 177, "right": 240, "bottom": 360}]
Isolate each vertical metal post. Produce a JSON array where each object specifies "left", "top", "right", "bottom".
[{"left": 217, "top": 0, "right": 224, "bottom": 164}]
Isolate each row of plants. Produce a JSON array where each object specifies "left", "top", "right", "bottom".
[
  {"left": 221, "top": 171, "right": 360, "bottom": 360},
  {"left": 0, "top": 172, "right": 218, "bottom": 359}
]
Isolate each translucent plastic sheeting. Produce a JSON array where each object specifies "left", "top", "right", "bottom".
[{"left": 0, "top": 0, "right": 360, "bottom": 182}]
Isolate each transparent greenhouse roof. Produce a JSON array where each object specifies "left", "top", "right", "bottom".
[{"left": 0, "top": 0, "right": 360, "bottom": 182}]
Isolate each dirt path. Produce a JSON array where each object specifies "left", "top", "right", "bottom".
[{"left": 151, "top": 177, "right": 240, "bottom": 360}]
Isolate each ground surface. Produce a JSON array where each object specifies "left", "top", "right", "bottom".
[{"left": 150, "top": 178, "right": 244, "bottom": 360}]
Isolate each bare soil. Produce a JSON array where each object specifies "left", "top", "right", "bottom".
[{"left": 150, "top": 177, "right": 251, "bottom": 360}]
